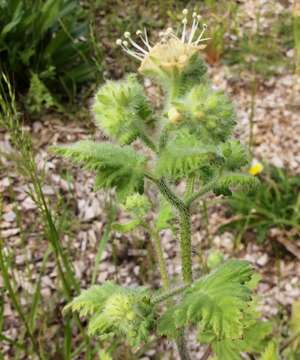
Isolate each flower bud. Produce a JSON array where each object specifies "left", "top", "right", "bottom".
[
  {"left": 168, "top": 106, "right": 182, "bottom": 124},
  {"left": 93, "top": 75, "right": 152, "bottom": 144}
]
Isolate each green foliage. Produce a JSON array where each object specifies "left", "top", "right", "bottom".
[
  {"left": 207, "top": 250, "right": 224, "bottom": 269},
  {"left": 260, "top": 342, "right": 279, "bottom": 360},
  {"left": 156, "top": 131, "right": 219, "bottom": 179},
  {"left": 156, "top": 129, "right": 252, "bottom": 187},
  {"left": 219, "top": 140, "right": 249, "bottom": 171},
  {"left": 283, "top": 301, "right": 300, "bottom": 359},
  {"left": 122, "top": 193, "right": 150, "bottom": 218},
  {"left": 290, "top": 302, "right": 300, "bottom": 349},
  {"left": 111, "top": 193, "right": 151, "bottom": 233},
  {"left": 159, "top": 260, "right": 253, "bottom": 337},
  {"left": 25, "top": 73, "right": 60, "bottom": 113},
  {"left": 212, "top": 172, "right": 259, "bottom": 195},
  {"left": 0, "top": 0, "right": 98, "bottom": 103},
  {"left": 175, "top": 84, "right": 236, "bottom": 143},
  {"left": 223, "top": 10, "right": 293, "bottom": 77},
  {"left": 155, "top": 199, "right": 174, "bottom": 231},
  {"left": 52, "top": 141, "right": 147, "bottom": 200},
  {"left": 112, "top": 219, "right": 141, "bottom": 233},
  {"left": 293, "top": 4, "right": 300, "bottom": 73},
  {"left": 98, "top": 350, "right": 112, "bottom": 360},
  {"left": 158, "top": 261, "right": 272, "bottom": 359},
  {"left": 65, "top": 282, "right": 155, "bottom": 348},
  {"left": 222, "top": 165, "right": 300, "bottom": 244},
  {"left": 93, "top": 75, "right": 153, "bottom": 145}
]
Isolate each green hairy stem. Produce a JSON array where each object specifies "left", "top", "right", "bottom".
[
  {"left": 154, "top": 178, "right": 193, "bottom": 284},
  {"left": 176, "top": 334, "right": 192, "bottom": 360},
  {"left": 155, "top": 178, "right": 193, "bottom": 357},
  {"left": 152, "top": 284, "right": 189, "bottom": 304},
  {"left": 179, "top": 206, "right": 193, "bottom": 284}
]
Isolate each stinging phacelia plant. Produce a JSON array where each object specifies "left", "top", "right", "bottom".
[{"left": 53, "top": 9, "right": 273, "bottom": 360}]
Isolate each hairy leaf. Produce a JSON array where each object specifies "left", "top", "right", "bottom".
[
  {"left": 158, "top": 260, "right": 254, "bottom": 340},
  {"left": 155, "top": 199, "right": 174, "bottom": 231},
  {"left": 213, "top": 172, "right": 259, "bottom": 192},
  {"left": 156, "top": 132, "right": 219, "bottom": 179},
  {"left": 51, "top": 140, "right": 146, "bottom": 200},
  {"left": 219, "top": 140, "right": 249, "bottom": 171},
  {"left": 64, "top": 282, "right": 120, "bottom": 317},
  {"left": 260, "top": 342, "right": 279, "bottom": 360},
  {"left": 65, "top": 282, "right": 155, "bottom": 348}
]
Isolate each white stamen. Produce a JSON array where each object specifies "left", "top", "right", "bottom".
[
  {"left": 194, "top": 24, "right": 208, "bottom": 45},
  {"left": 136, "top": 29, "right": 152, "bottom": 50},
  {"left": 117, "top": 8, "right": 210, "bottom": 62},
  {"left": 121, "top": 40, "right": 143, "bottom": 60},
  {"left": 188, "top": 12, "right": 199, "bottom": 44},
  {"left": 128, "top": 37, "right": 148, "bottom": 55},
  {"left": 123, "top": 31, "right": 149, "bottom": 55},
  {"left": 196, "top": 37, "right": 211, "bottom": 43},
  {"left": 181, "top": 18, "right": 188, "bottom": 42}
]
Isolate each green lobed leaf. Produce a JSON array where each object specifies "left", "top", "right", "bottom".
[
  {"left": 213, "top": 172, "right": 260, "bottom": 193},
  {"left": 158, "top": 260, "right": 255, "bottom": 340},
  {"left": 260, "top": 342, "right": 280, "bottom": 360},
  {"left": 219, "top": 140, "right": 249, "bottom": 171},
  {"left": 155, "top": 199, "right": 174, "bottom": 231},
  {"left": 63, "top": 282, "right": 120, "bottom": 317},
  {"left": 51, "top": 140, "right": 147, "bottom": 200},
  {"left": 65, "top": 282, "right": 155, "bottom": 349},
  {"left": 156, "top": 131, "right": 219, "bottom": 179}
]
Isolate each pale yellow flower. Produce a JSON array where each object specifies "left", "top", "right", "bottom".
[{"left": 116, "top": 9, "right": 209, "bottom": 66}]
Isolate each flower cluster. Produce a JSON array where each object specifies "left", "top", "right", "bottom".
[{"left": 116, "top": 9, "right": 209, "bottom": 63}]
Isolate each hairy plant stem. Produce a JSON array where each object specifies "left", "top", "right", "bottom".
[
  {"left": 176, "top": 333, "right": 192, "bottom": 360},
  {"left": 152, "top": 284, "right": 189, "bottom": 304},
  {"left": 153, "top": 177, "right": 193, "bottom": 359},
  {"left": 179, "top": 207, "right": 193, "bottom": 284},
  {"left": 154, "top": 178, "right": 193, "bottom": 284}
]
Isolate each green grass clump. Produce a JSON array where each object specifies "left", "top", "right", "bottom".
[
  {"left": 0, "top": 0, "right": 101, "bottom": 107},
  {"left": 223, "top": 10, "right": 294, "bottom": 77},
  {"left": 222, "top": 164, "right": 300, "bottom": 245}
]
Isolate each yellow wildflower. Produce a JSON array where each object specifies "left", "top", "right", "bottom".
[{"left": 249, "top": 162, "right": 263, "bottom": 176}]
